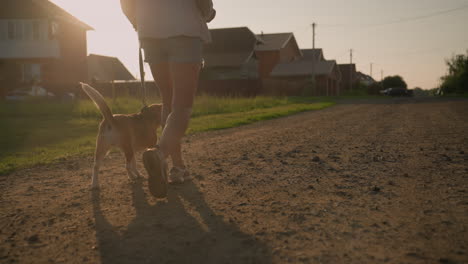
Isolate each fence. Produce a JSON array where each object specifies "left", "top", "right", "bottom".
[
  {"left": 260, "top": 79, "right": 306, "bottom": 96},
  {"left": 78, "top": 80, "right": 160, "bottom": 100},
  {"left": 198, "top": 79, "right": 261, "bottom": 97},
  {"left": 80, "top": 79, "right": 312, "bottom": 98}
]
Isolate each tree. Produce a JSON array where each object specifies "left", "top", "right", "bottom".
[
  {"left": 382, "top": 75, "right": 408, "bottom": 89},
  {"left": 440, "top": 50, "right": 468, "bottom": 94}
]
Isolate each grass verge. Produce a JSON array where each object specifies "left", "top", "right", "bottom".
[
  {"left": 0, "top": 96, "right": 333, "bottom": 175},
  {"left": 188, "top": 102, "right": 332, "bottom": 133}
]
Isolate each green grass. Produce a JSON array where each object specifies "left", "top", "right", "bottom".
[
  {"left": 0, "top": 96, "right": 334, "bottom": 175},
  {"left": 188, "top": 102, "right": 332, "bottom": 133},
  {"left": 441, "top": 93, "right": 468, "bottom": 98}
]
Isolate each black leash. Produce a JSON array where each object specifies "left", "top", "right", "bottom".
[{"left": 138, "top": 42, "right": 148, "bottom": 107}]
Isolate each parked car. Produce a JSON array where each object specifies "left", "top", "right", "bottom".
[
  {"left": 4, "top": 86, "right": 55, "bottom": 101},
  {"left": 5, "top": 90, "right": 29, "bottom": 101},
  {"left": 380, "top": 87, "right": 413, "bottom": 97}
]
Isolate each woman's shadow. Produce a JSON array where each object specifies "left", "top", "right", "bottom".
[{"left": 92, "top": 179, "right": 272, "bottom": 264}]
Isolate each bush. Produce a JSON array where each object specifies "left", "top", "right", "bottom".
[
  {"left": 382, "top": 75, "right": 408, "bottom": 89},
  {"left": 440, "top": 51, "right": 468, "bottom": 95}
]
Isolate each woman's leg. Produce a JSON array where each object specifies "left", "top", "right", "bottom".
[
  {"left": 149, "top": 63, "right": 172, "bottom": 128},
  {"left": 170, "top": 63, "right": 200, "bottom": 109},
  {"left": 159, "top": 62, "right": 201, "bottom": 168}
]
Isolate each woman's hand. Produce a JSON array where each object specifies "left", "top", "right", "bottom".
[
  {"left": 196, "top": 0, "right": 216, "bottom": 22},
  {"left": 206, "top": 9, "right": 216, "bottom": 23}
]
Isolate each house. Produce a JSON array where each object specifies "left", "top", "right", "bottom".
[
  {"left": 86, "top": 54, "right": 137, "bottom": 98},
  {"left": 254, "top": 32, "right": 302, "bottom": 78},
  {"left": 0, "top": 0, "right": 93, "bottom": 97},
  {"left": 199, "top": 27, "right": 264, "bottom": 96},
  {"left": 269, "top": 49, "right": 342, "bottom": 96},
  {"left": 356, "top": 71, "right": 376, "bottom": 86},
  {"left": 86, "top": 54, "right": 142, "bottom": 98},
  {"left": 338, "top": 64, "right": 358, "bottom": 92},
  {"left": 355, "top": 71, "right": 383, "bottom": 94},
  {"left": 88, "top": 54, "right": 135, "bottom": 82},
  {"left": 202, "top": 27, "right": 263, "bottom": 80}
]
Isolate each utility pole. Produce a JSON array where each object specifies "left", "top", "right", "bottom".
[
  {"left": 381, "top": 70, "right": 384, "bottom": 88},
  {"left": 311, "top": 23, "right": 316, "bottom": 49},
  {"left": 370, "top": 63, "right": 373, "bottom": 78},
  {"left": 308, "top": 23, "right": 317, "bottom": 95},
  {"left": 349, "top": 49, "right": 353, "bottom": 92}
]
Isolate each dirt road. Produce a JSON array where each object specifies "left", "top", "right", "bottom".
[{"left": 1, "top": 98, "right": 467, "bottom": 264}]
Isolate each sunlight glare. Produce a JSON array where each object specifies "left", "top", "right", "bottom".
[{"left": 51, "top": 0, "right": 143, "bottom": 79}]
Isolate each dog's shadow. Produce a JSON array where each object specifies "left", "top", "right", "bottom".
[{"left": 92, "top": 180, "right": 272, "bottom": 264}]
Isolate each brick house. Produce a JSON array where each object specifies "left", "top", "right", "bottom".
[
  {"left": 88, "top": 54, "right": 135, "bottom": 82},
  {"left": 255, "top": 32, "right": 302, "bottom": 79},
  {"left": 199, "top": 27, "right": 264, "bottom": 96},
  {"left": 356, "top": 71, "right": 376, "bottom": 86},
  {"left": 85, "top": 54, "right": 142, "bottom": 98},
  {"left": 338, "top": 64, "right": 358, "bottom": 92},
  {"left": 201, "top": 27, "right": 263, "bottom": 80},
  {"left": 0, "top": 0, "right": 93, "bottom": 97},
  {"left": 269, "top": 49, "right": 342, "bottom": 96}
]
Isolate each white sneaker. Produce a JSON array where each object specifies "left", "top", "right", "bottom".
[{"left": 168, "top": 167, "right": 190, "bottom": 184}]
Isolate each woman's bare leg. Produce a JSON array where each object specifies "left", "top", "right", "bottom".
[
  {"left": 149, "top": 63, "right": 172, "bottom": 128},
  {"left": 170, "top": 63, "right": 200, "bottom": 109},
  {"left": 159, "top": 62, "right": 201, "bottom": 168}
]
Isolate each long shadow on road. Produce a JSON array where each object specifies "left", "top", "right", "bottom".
[{"left": 92, "top": 180, "right": 272, "bottom": 264}]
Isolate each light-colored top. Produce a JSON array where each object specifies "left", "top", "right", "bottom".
[{"left": 136, "top": 0, "right": 211, "bottom": 43}]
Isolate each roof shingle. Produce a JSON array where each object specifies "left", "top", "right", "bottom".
[
  {"left": 301, "top": 49, "right": 325, "bottom": 61},
  {"left": 88, "top": 54, "right": 135, "bottom": 82},
  {"left": 255, "top": 33, "right": 293, "bottom": 51},
  {"left": 203, "top": 27, "right": 260, "bottom": 67}
]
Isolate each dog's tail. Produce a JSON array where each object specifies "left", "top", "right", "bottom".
[{"left": 80, "top": 83, "right": 115, "bottom": 125}]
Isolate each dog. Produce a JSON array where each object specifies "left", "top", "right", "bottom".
[{"left": 80, "top": 83, "right": 162, "bottom": 189}]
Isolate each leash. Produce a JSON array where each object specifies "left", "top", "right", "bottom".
[{"left": 138, "top": 42, "right": 148, "bottom": 107}]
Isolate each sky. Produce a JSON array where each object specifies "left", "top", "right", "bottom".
[{"left": 51, "top": 0, "right": 468, "bottom": 89}]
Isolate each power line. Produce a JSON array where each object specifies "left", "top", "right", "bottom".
[
  {"left": 319, "top": 4, "right": 468, "bottom": 28},
  {"left": 370, "top": 4, "right": 468, "bottom": 27}
]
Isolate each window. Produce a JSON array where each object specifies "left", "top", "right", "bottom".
[
  {"left": 15, "top": 21, "right": 23, "bottom": 40},
  {"left": 4, "top": 20, "right": 44, "bottom": 41},
  {"left": 22, "top": 64, "right": 41, "bottom": 83},
  {"left": 49, "top": 21, "right": 58, "bottom": 39},
  {"left": 8, "top": 21, "right": 15, "bottom": 40},
  {"left": 0, "top": 21, "right": 6, "bottom": 40},
  {"left": 33, "top": 21, "right": 40, "bottom": 40},
  {"left": 24, "top": 22, "right": 33, "bottom": 40}
]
